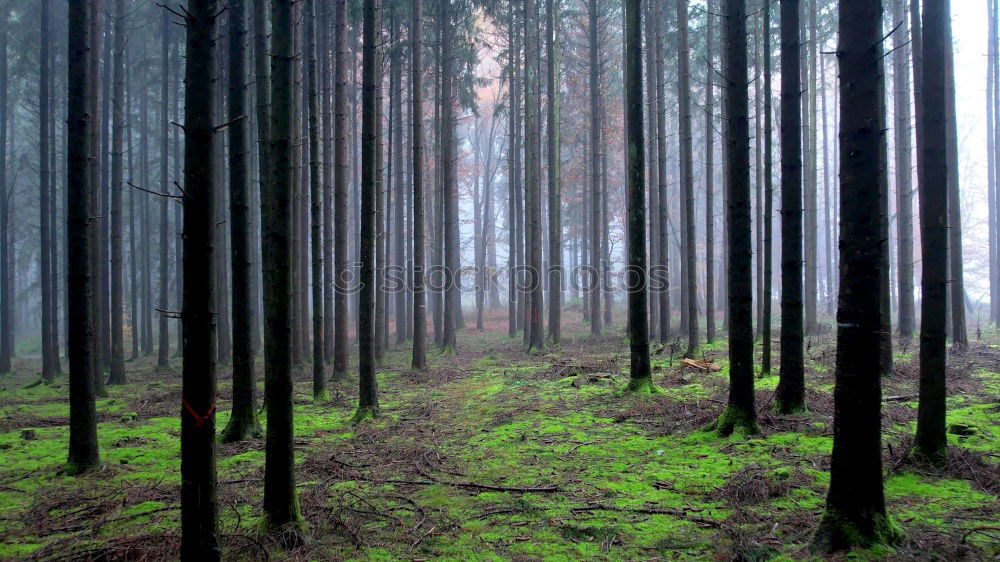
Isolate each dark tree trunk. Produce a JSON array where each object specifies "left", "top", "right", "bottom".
[
  {"left": 307, "top": 0, "right": 325, "bottom": 398},
  {"left": 677, "top": 0, "right": 698, "bottom": 357},
  {"left": 507, "top": 4, "right": 519, "bottom": 338},
  {"left": 587, "top": 0, "right": 601, "bottom": 335},
  {"left": 0, "top": 17, "right": 9, "bottom": 375},
  {"left": 39, "top": 0, "right": 56, "bottom": 382},
  {"left": 762, "top": 0, "right": 774, "bottom": 374},
  {"left": 524, "top": 0, "right": 543, "bottom": 351},
  {"left": 440, "top": 0, "right": 458, "bottom": 353},
  {"left": 812, "top": 0, "right": 897, "bottom": 551},
  {"left": 108, "top": 0, "right": 126, "bottom": 385},
  {"left": 623, "top": 0, "right": 651, "bottom": 392},
  {"left": 354, "top": 0, "right": 381, "bottom": 422},
  {"left": 322, "top": 0, "right": 334, "bottom": 363},
  {"left": 777, "top": 0, "right": 805, "bottom": 414},
  {"left": 392, "top": 13, "right": 407, "bottom": 346},
  {"left": 655, "top": 1, "right": 670, "bottom": 342},
  {"left": 710, "top": 0, "right": 758, "bottom": 434},
  {"left": 253, "top": 0, "right": 271, "bottom": 359},
  {"left": 222, "top": 0, "right": 262, "bottom": 442},
  {"left": 915, "top": 0, "right": 950, "bottom": 466},
  {"left": 89, "top": 0, "right": 107, "bottom": 397},
  {"left": 157, "top": 9, "right": 171, "bottom": 369},
  {"left": 180, "top": 2, "right": 221, "bottom": 557},
  {"left": 546, "top": 0, "right": 561, "bottom": 345},
  {"left": 263, "top": 0, "right": 304, "bottom": 538},
  {"left": 333, "top": 0, "right": 350, "bottom": 379},
  {"left": 66, "top": 0, "right": 100, "bottom": 474},
  {"left": 411, "top": 0, "right": 426, "bottom": 370},
  {"left": 645, "top": 1, "right": 658, "bottom": 341}
]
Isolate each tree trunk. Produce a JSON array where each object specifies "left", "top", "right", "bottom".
[
  {"left": 411, "top": 0, "right": 427, "bottom": 370},
  {"left": 507, "top": 4, "right": 519, "bottom": 338},
  {"left": 321, "top": 0, "right": 334, "bottom": 362},
  {"left": 655, "top": 2, "right": 670, "bottom": 341},
  {"left": 66, "top": 0, "right": 100, "bottom": 474},
  {"left": 546, "top": 0, "right": 561, "bottom": 345},
  {"left": 333, "top": 0, "right": 350, "bottom": 379},
  {"left": 222, "top": 0, "right": 262, "bottom": 442},
  {"left": 0, "top": 16, "right": 9, "bottom": 375},
  {"left": 263, "top": 0, "right": 304, "bottom": 538},
  {"left": 762, "top": 0, "right": 774, "bottom": 374},
  {"left": 306, "top": 0, "right": 325, "bottom": 398},
  {"left": 440, "top": 0, "right": 458, "bottom": 353},
  {"left": 623, "top": 0, "right": 651, "bottom": 392},
  {"left": 180, "top": 2, "right": 221, "bottom": 557},
  {"left": 677, "top": 0, "right": 698, "bottom": 357},
  {"left": 943, "top": 14, "right": 967, "bottom": 347},
  {"left": 710, "top": 0, "right": 758, "bottom": 435},
  {"left": 914, "top": 0, "right": 950, "bottom": 466},
  {"left": 90, "top": 0, "right": 107, "bottom": 398},
  {"left": 108, "top": 0, "right": 126, "bottom": 385},
  {"left": 803, "top": 0, "right": 818, "bottom": 334},
  {"left": 157, "top": 10, "right": 171, "bottom": 369},
  {"left": 39, "top": 0, "right": 55, "bottom": 382},
  {"left": 813, "top": 0, "right": 897, "bottom": 551},
  {"left": 354, "top": 0, "right": 381, "bottom": 422},
  {"left": 587, "top": 0, "right": 601, "bottom": 336},
  {"left": 777, "top": 0, "right": 805, "bottom": 414},
  {"left": 524, "top": 0, "right": 544, "bottom": 351}
]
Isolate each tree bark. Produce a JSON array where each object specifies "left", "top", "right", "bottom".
[
  {"left": 39, "top": 0, "right": 56, "bottom": 382},
  {"left": 710, "top": 0, "right": 758, "bottom": 435},
  {"left": 777, "top": 0, "right": 805, "bottom": 414},
  {"left": 333, "top": 0, "right": 350, "bottom": 379},
  {"left": 411, "top": 0, "right": 427, "bottom": 370},
  {"left": 587, "top": 0, "right": 602, "bottom": 336},
  {"left": 180, "top": 2, "right": 221, "bottom": 557},
  {"left": 263, "top": 0, "right": 304, "bottom": 538},
  {"left": 762, "top": 0, "right": 774, "bottom": 374},
  {"left": 546, "top": 0, "right": 561, "bottom": 345},
  {"left": 677, "top": 0, "right": 698, "bottom": 357},
  {"left": 108, "top": 0, "right": 126, "bottom": 385},
  {"left": 66, "top": 0, "right": 100, "bottom": 474},
  {"left": 812, "top": 0, "right": 897, "bottom": 551},
  {"left": 623, "top": 0, "right": 651, "bottom": 392},
  {"left": 222, "top": 0, "right": 262, "bottom": 442},
  {"left": 915, "top": 0, "right": 950, "bottom": 466}
]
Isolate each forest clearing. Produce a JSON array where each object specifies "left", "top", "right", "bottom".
[{"left": 1, "top": 314, "right": 998, "bottom": 560}]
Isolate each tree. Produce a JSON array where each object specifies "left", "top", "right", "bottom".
[
  {"left": 704, "top": 0, "right": 716, "bottom": 345},
  {"left": 66, "top": 0, "right": 101, "bottom": 475},
  {"left": 587, "top": 0, "right": 601, "bottom": 336},
  {"left": 440, "top": 0, "right": 458, "bottom": 353},
  {"left": 708, "top": 0, "right": 758, "bottom": 435},
  {"left": 0, "top": 10, "right": 9, "bottom": 376},
  {"left": 812, "top": 0, "right": 900, "bottom": 551},
  {"left": 677, "top": 0, "right": 698, "bottom": 358},
  {"left": 761, "top": 0, "right": 774, "bottom": 374},
  {"left": 524, "top": 0, "right": 544, "bottom": 352},
  {"left": 623, "top": 0, "right": 652, "bottom": 393},
  {"left": 263, "top": 0, "right": 304, "bottom": 538},
  {"left": 654, "top": 1, "right": 669, "bottom": 342},
  {"left": 914, "top": 0, "right": 949, "bottom": 466},
  {"left": 776, "top": 0, "right": 805, "bottom": 414},
  {"left": 354, "top": 0, "right": 381, "bottom": 422},
  {"left": 157, "top": 9, "right": 171, "bottom": 369},
  {"left": 411, "top": 0, "right": 427, "bottom": 370},
  {"left": 180, "top": 2, "right": 221, "bottom": 556},
  {"left": 546, "top": 0, "right": 562, "bottom": 345},
  {"left": 943, "top": 9, "right": 967, "bottom": 348},
  {"left": 893, "top": 0, "right": 915, "bottom": 339},
  {"left": 333, "top": 0, "right": 350, "bottom": 379},
  {"left": 221, "top": 0, "right": 262, "bottom": 443},
  {"left": 39, "top": 0, "right": 56, "bottom": 382},
  {"left": 108, "top": 0, "right": 126, "bottom": 386},
  {"left": 307, "top": 0, "right": 325, "bottom": 399}
]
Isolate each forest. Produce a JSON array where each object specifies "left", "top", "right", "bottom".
[{"left": 0, "top": 0, "right": 998, "bottom": 559}]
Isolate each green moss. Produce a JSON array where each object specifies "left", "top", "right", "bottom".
[
  {"left": 625, "top": 377, "right": 661, "bottom": 394},
  {"left": 811, "top": 510, "right": 901, "bottom": 553},
  {"left": 705, "top": 405, "right": 760, "bottom": 437}
]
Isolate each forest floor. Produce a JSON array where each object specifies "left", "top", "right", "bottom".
[{"left": 0, "top": 310, "right": 998, "bottom": 561}]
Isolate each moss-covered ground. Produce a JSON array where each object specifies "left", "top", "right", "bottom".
[{"left": 0, "top": 313, "right": 997, "bottom": 560}]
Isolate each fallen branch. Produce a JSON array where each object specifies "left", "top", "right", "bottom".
[
  {"left": 370, "top": 477, "right": 559, "bottom": 494},
  {"left": 882, "top": 394, "right": 918, "bottom": 402},
  {"left": 961, "top": 526, "right": 1000, "bottom": 543},
  {"left": 569, "top": 504, "right": 721, "bottom": 528}
]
